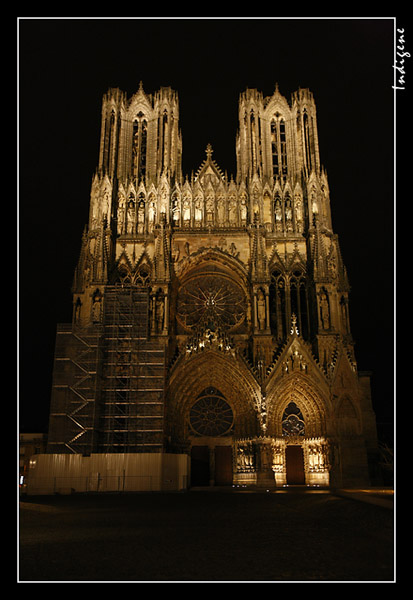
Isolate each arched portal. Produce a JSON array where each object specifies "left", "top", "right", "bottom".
[
  {"left": 166, "top": 348, "right": 261, "bottom": 486},
  {"left": 267, "top": 373, "right": 332, "bottom": 486}
]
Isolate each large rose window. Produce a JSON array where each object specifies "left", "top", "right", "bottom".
[
  {"left": 189, "top": 387, "right": 234, "bottom": 437},
  {"left": 176, "top": 274, "right": 246, "bottom": 332}
]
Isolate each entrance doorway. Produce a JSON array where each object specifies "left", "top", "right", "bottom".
[
  {"left": 190, "top": 446, "right": 209, "bottom": 486},
  {"left": 214, "top": 446, "right": 232, "bottom": 485},
  {"left": 286, "top": 445, "right": 305, "bottom": 484},
  {"left": 190, "top": 445, "right": 233, "bottom": 486}
]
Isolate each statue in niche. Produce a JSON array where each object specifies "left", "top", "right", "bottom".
[
  {"left": 257, "top": 289, "right": 266, "bottom": 330},
  {"left": 206, "top": 197, "right": 214, "bottom": 224},
  {"left": 137, "top": 200, "right": 145, "bottom": 233},
  {"left": 217, "top": 199, "right": 225, "bottom": 225},
  {"left": 274, "top": 198, "right": 282, "bottom": 230},
  {"left": 240, "top": 199, "right": 247, "bottom": 224},
  {"left": 236, "top": 444, "right": 254, "bottom": 472},
  {"left": 229, "top": 199, "right": 237, "bottom": 224},
  {"left": 148, "top": 201, "right": 156, "bottom": 225},
  {"left": 183, "top": 198, "right": 191, "bottom": 223},
  {"left": 311, "top": 193, "right": 319, "bottom": 216},
  {"left": 92, "top": 290, "right": 102, "bottom": 323},
  {"left": 127, "top": 198, "right": 135, "bottom": 234},
  {"left": 295, "top": 196, "right": 303, "bottom": 232},
  {"left": 101, "top": 191, "right": 110, "bottom": 220},
  {"left": 117, "top": 195, "right": 125, "bottom": 234},
  {"left": 160, "top": 188, "right": 168, "bottom": 215},
  {"left": 156, "top": 295, "right": 165, "bottom": 332},
  {"left": 194, "top": 198, "right": 203, "bottom": 223},
  {"left": 90, "top": 193, "right": 100, "bottom": 229},
  {"left": 320, "top": 291, "right": 330, "bottom": 329},
  {"left": 172, "top": 199, "right": 180, "bottom": 225},
  {"left": 285, "top": 196, "right": 292, "bottom": 231}
]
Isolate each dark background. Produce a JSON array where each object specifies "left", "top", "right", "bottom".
[{"left": 18, "top": 17, "right": 397, "bottom": 442}]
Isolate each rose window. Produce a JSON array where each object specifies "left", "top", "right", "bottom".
[
  {"left": 189, "top": 388, "right": 234, "bottom": 437},
  {"left": 176, "top": 274, "right": 246, "bottom": 332}
]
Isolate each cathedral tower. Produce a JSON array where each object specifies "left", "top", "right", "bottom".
[{"left": 41, "top": 82, "right": 379, "bottom": 494}]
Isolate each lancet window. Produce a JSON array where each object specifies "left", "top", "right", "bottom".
[
  {"left": 303, "top": 111, "right": 313, "bottom": 172},
  {"left": 269, "top": 270, "right": 287, "bottom": 340},
  {"left": 270, "top": 269, "right": 310, "bottom": 341},
  {"left": 103, "top": 110, "right": 116, "bottom": 174},
  {"left": 132, "top": 114, "right": 148, "bottom": 182},
  {"left": 271, "top": 115, "right": 288, "bottom": 179},
  {"left": 290, "top": 270, "right": 310, "bottom": 339}
]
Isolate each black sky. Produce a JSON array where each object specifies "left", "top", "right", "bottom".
[{"left": 18, "top": 17, "right": 397, "bottom": 439}]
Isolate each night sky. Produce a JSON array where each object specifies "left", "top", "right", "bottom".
[{"left": 18, "top": 17, "right": 397, "bottom": 440}]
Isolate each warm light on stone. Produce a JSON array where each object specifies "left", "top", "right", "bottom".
[{"left": 42, "top": 82, "right": 379, "bottom": 494}]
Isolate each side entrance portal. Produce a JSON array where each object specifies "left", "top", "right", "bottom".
[{"left": 285, "top": 445, "right": 305, "bottom": 485}]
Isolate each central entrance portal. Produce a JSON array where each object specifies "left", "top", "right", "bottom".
[
  {"left": 190, "top": 445, "right": 233, "bottom": 486},
  {"left": 189, "top": 387, "right": 234, "bottom": 486},
  {"left": 285, "top": 445, "right": 305, "bottom": 484}
]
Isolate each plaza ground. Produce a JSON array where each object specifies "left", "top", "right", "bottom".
[{"left": 18, "top": 488, "right": 394, "bottom": 583}]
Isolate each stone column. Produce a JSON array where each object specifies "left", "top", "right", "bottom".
[{"left": 256, "top": 439, "right": 276, "bottom": 488}]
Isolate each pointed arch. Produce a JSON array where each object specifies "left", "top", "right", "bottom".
[
  {"left": 166, "top": 349, "right": 261, "bottom": 445},
  {"left": 266, "top": 372, "right": 330, "bottom": 438}
]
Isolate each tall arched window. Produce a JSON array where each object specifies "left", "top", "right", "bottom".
[
  {"left": 290, "top": 270, "right": 310, "bottom": 340},
  {"left": 270, "top": 270, "right": 287, "bottom": 340},
  {"left": 104, "top": 110, "right": 116, "bottom": 173},
  {"left": 161, "top": 110, "right": 168, "bottom": 172},
  {"left": 279, "top": 119, "right": 288, "bottom": 176},
  {"left": 132, "top": 114, "right": 148, "bottom": 181},
  {"left": 250, "top": 110, "right": 257, "bottom": 173},
  {"left": 271, "top": 119, "right": 279, "bottom": 177},
  {"left": 303, "top": 111, "right": 313, "bottom": 172},
  {"left": 270, "top": 116, "right": 288, "bottom": 179}
]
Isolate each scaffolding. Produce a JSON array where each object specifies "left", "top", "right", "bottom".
[
  {"left": 47, "top": 285, "right": 167, "bottom": 455},
  {"left": 47, "top": 324, "right": 102, "bottom": 454},
  {"left": 99, "top": 286, "right": 166, "bottom": 453}
]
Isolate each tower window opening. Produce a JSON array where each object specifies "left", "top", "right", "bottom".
[
  {"left": 271, "top": 117, "right": 288, "bottom": 179},
  {"left": 132, "top": 117, "right": 148, "bottom": 182}
]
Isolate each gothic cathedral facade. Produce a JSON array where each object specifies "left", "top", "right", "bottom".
[{"left": 47, "top": 83, "right": 379, "bottom": 488}]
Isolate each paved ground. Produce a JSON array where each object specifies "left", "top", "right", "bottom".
[{"left": 18, "top": 489, "right": 394, "bottom": 583}]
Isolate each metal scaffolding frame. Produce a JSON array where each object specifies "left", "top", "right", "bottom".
[
  {"left": 99, "top": 286, "right": 166, "bottom": 453},
  {"left": 47, "top": 286, "right": 167, "bottom": 455},
  {"left": 48, "top": 324, "right": 102, "bottom": 454}
]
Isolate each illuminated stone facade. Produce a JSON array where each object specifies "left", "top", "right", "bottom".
[{"left": 47, "top": 83, "right": 379, "bottom": 488}]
